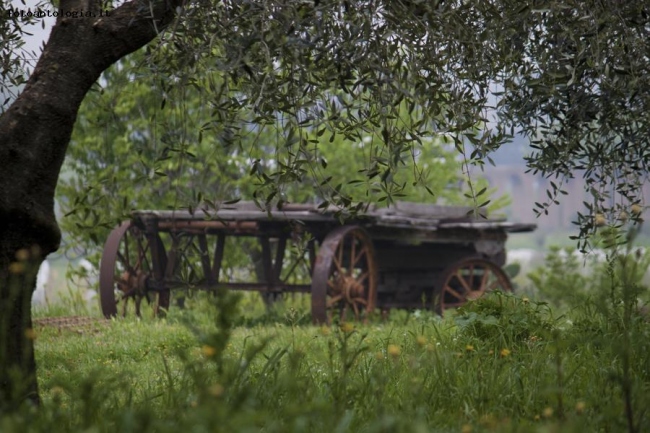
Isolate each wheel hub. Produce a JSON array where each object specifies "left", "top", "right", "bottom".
[
  {"left": 332, "top": 274, "right": 365, "bottom": 302},
  {"left": 118, "top": 270, "right": 148, "bottom": 296}
]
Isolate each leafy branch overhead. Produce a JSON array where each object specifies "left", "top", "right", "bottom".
[
  {"left": 136, "top": 0, "right": 509, "bottom": 208},
  {"left": 4, "top": 0, "right": 649, "bottom": 237},
  {"left": 144, "top": 0, "right": 648, "bottom": 238}
]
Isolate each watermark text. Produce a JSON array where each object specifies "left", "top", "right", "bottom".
[{"left": 6, "top": 8, "right": 111, "bottom": 19}]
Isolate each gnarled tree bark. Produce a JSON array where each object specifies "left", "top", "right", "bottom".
[{"left": 0, "top": 0, "right": 182, "bottom": 409}]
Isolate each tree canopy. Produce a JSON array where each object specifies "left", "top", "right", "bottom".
[{"left": 80, "top": 0, "right": 649, "bottom": 245}]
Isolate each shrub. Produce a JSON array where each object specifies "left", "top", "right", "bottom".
[{"left": 453, "top": 291, "right": 555, "bottom": 346}]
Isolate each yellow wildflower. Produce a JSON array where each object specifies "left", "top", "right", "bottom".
[
  {"left": 340, "top": 322, "right": 355, "bottom": 333},
  {"left": 8, "top": 262, "right": 24, "bottom": 274},
  {"left": 15, "top": 249, "right": 30, "bottom": 261},
  {"left": 542, "top": 407, "right": 553, "bottom": 418},
  {"left": 416, "top": 335, "right": 427, "bottom": 347},
  {"left": 461, "top": 424, "right": 472, "bottom": 433},
  {"left": 465, "top": 344, "right": 474, "bottom": 352},
  {"left": 24, "top": 328, "right": 37, "bottom": 340},
  {"left": 50, "top": 386, "right": 65, "bottom": 397},
  {"left": 208, "top": 383, "right": 224, "bottom": 397},
  {"left": 201, "top": 345, "right": 216, "bottom": 357},
  {"left": 500, "top": 348, "right": 511, "bottom": 358},
  {"left": 575, "top": 401, "right": 586, "bottom": 414},
  {"left": 479, "top": 414, "right": 497, "bottom": 428},
  {"left": 387, "top": 344, "right": 401, "bottom": 358}
]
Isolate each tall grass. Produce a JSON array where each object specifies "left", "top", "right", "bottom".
[{"left": 3, "top": 245, "right": 648, "bottom": 433}]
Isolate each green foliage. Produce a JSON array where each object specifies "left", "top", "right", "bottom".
[
  {"left": 524, "top": 233, "right": 650, "bottom": 433},
  {"left": 527, "top": 246, "right": 592, "bottom": 308},
  {"left": 493, "top": 1, "right": 650, "bottom": 247},
  {"left": 454, "top": 291, "right": 555, "bottom": 345},
  {"left": 49, "top": 1, "right": 650, "bottom": 260},
  {"left": 528, "top": 245, "right": 650, "bottom": 310},
  {"left": 2, "top": 1, "right": 648, "bottom": 247}
]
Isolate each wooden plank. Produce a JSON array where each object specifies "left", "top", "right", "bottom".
[
  {"left": 437, "top": 222, "right": 535, "bottom": 231},
  {"left": 133, "top": 201, "right": 536, "bottom": 235},
  {"left": 157, "top": 220, "right": 258, "bottom": 231},
  {"left": 370, "top": 201, "right": 487, "bottom": 219},
  {"left": 136, "top": 209, "right": 337, "bottom": 222}
]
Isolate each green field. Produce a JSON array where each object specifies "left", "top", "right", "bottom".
[{"left": 9, "top": 275, "right": 646, "bottom": 433}]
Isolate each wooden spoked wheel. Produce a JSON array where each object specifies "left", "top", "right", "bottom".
[
  {"left": 99, "top": 221, "right": 169, "bottom": 318},
  {"left": 435, "top": 258, "right": 512, "bottom": 313},
  {"left": 311, "top": 226, "right": 378, "bottom": 324}
]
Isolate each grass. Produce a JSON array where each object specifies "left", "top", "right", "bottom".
[{"left": 12, "top": 286, "right": 646, "bottom": 433}]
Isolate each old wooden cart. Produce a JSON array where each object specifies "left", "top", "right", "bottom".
[{"left": 99, "top": 201, "right": 535, "bottom": 323}]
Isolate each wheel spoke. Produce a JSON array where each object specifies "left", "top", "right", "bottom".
[
  {"left": 356, "top": 271, "right": 369, "bottom": 286},
  {"left": 116, "top": 251, "right": 135, "bottom": 274},
  {"left": 135, "top": 236, "right": 146, "bottom": 268},
  {"left": 456, "top": 270, "right": 474, "bottom": 294},
  {"left": 352, "top": 246, "right": 368, "bottom": 268},
  {"left": 332, "top": 254, "right": 346, "bottom": 276},
  {"left": 352, "top": 297, "right": 368, "bottom": 305},
  {"left": 350, "top": 236, "right": 356, "bottom": 270},
  {"left": 121, "top": 287, "right": 136, "bottom": 298},
  {"left": 479, "top": 269, "right": 489, "bottom": 291},
  {"left": 140, "top": 240, "right": 152, "bottom": 271},
  {"left": 327, "top": 294, "right": 343, "bottom": 307},
  {"left": 445, "top": 284, "right": 466, "bottom": 302},
  {"left": 352, "top": 302, "right": 360, "bottom": 319}
]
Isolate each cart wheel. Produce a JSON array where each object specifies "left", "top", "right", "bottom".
[
  {"left": 99, "top": 221, "right": 169, "bottom": 318},
  {"left": 311, "top": 226, "right": 378, "bottom": 324},
  {"left": 435, "top": 258, "right": 512, "bottom": 314}
]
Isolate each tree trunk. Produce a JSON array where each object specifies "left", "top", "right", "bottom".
[{"left": 0, "top": 0, "right": 181, "bottom": 409}]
